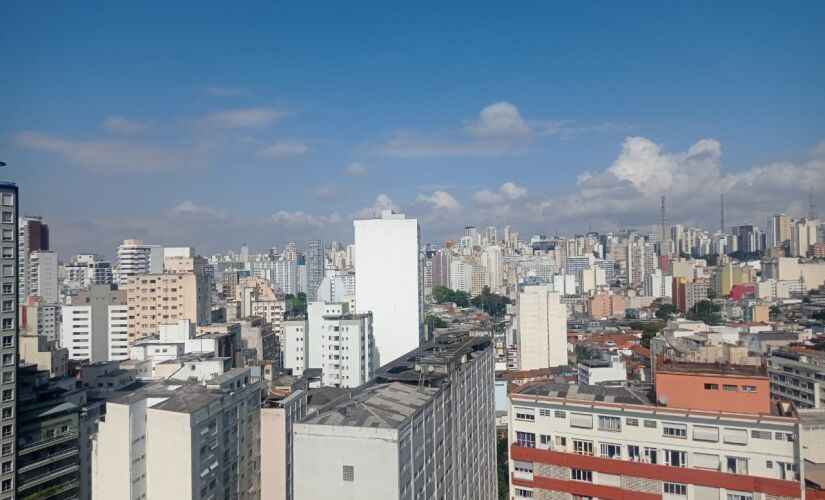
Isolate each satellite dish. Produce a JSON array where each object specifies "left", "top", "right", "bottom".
[{"left": 658, "top": 395, "right": 668, "bottom": 406}]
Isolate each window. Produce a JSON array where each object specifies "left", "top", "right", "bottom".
[
  {"left": 554, "top": 410, "right": 566, "bottom": 418},
  {"left": 555, "top": 436, "right": 567, "bottom": 447},
  {"left": 741, "top": 386, "right": 757, "bottom": 393},
  {"left": 775, "top": 432, "right": 794, "bottom": 442},
  {"left": 539, "top": 409, "right": 551, "bottom": 417},
  {"left": 766, "top": 460, "right": 773, "bottom": 469},
  {"left": 570, "top": 413, "right": 593, "bottom": 429},
  {"left": 342, "top": 465, "right": 354, "bottom": 481},
  {"left": 514, "top": 461, "right": 533, "bottom": 474},
  {"left": 663, "top": 423, "right": 687, "bottom": 438},
  {"left": 516, "top": 432, "right": 535, "bottom": 448},
  {"left": 600, "top": 442, "right": 622, "bottom": 459},
  {"left": 726, "top": 456, "right": 748, "bottom": 474},
  {"left": 628, "top": 445, "right": 641, "bottom": 461},
  {"left": 1, "top": 478, "right": 11, "bottom": 493},
  {"left": 571, "top": 469, "right": 593, "bottom": 482},
  {"left": 664, "top": 449, "right": 687, "bottom": 467},
  {"left": 751, "top": 430, "right": 772, "bottom": 440},
  {"left": 694, "top": 453, "right": 720, "bottom": 470},
  {"left": 572, "top": 439, "right": 593, "bottom": 456},
  {"left": 644, "top": 447, "right": 658, "bottom": 464},
  {"left": 663, "top": 482, "right": 687, "bottom": 496},
  {"left": 723, "top": 384, "right": 737, "bottom": 392},
  {"left": 693, "top": 425, "right": 719, "bottom": 442},
  {"left": 515, "top": 408, "right": 535, "bottom": 421},
  {"left": 727, "top": 494, "right": 753, "bottom": 500},
  {"left": 1, "top": 390, "right": 11, "bottom": 402},
  {"left": 1, "top": 194, "right": 13, "bottom": 207},
  {"left": 626, "top": 417, "right": 639, "bottom": 426},
  {"left": 539, "top": 434, "right": 552, "bottom": 447},
  {"left": 1, "top": 284, "right": 10, "bottom": 295},
  {"left": 598, "top": 416, "right": 621, "bottom": 431},
  {"left": 1, "top": 443, "right": 11, "bottom": 456},
  {"left": 704, "top": 383, "right": 719, "bottom": 390},
  {"left": 515, "top": 488, "right": 534, "bottom": 498},
  {"left": 723, "top": 428, "right": 748, "bottom": 445},
  {"left": 644, "top": 420, "right": 657, "bottom": 428}
]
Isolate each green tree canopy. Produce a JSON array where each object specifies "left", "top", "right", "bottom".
[{"left": 655, "top": 303, "right": 678, "bottom": 320}]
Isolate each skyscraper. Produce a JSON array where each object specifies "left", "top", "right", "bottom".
[
  {"left": 115, "top": 239, "right": 163, "bottom": 288},
  {"left": 517, "top": 285, "right": 568, "bottom": 370},
  {"left": 0, "top": 182, "right": 17, "bottom": 497},
  {"left": 17, "top": 215, "right": 48, "bottom": 299},
  {"left": 354, "top": 210, "right": 422, "bottom": 365},
  {"left": 305, "top": 240, "right": 325, "bottom": 301}
]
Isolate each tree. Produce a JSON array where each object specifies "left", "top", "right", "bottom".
[
  {"left": 285, "top": 292, "right": 307, "bottom": 315},
  {"left": 432, "top": 286, "right": 455, "bottom": 304},
  {"left": 769, "top": 305, "right": 782, "bottom": 320},
  {"left": 425, "top": 314, "right": 448, "bottom": 330},
  {"left": 655, "top": 303, "right": 678, "bottom": 320},
  {"left": 812, "top": 310, "right": 825, "bottom": 322},
  {"left": 470, "top": 286, "right": 512, "bottom": 317},
  {"left": 686, "top": 300, "right": 721, "bottom": 325}
]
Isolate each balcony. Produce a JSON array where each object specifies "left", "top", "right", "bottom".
[
  {"left": 18, "top": 448, "right": 80, "bottom": 474},
  {"left": 20, "top": 478, "right": 79, "bottom": 500},
  {"left": 18, "top": 432, "right": 79, "bottom": 455},
  {"left": 17, "top": 463, "right": 80, "bottom": 492}
]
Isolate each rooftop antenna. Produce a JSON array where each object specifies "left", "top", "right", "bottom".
[
  {"left": 809, "top": 186, "right": 817, "bottom": 220},
  {"left": 720, "top": 191, "right": 725, "bottom": 233}
]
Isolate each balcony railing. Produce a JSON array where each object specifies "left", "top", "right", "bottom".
[
  {"left": 18, "top": 432, "right": 79, "bottom": 455},
  {"left": 18, "top": 448, "right": 80, "bottom": 474},
  {"left": 17, "top": 464, "right": 80, "bottom": 491}
]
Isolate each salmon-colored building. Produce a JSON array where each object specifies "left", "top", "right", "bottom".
[{"left": 655, "top": 360, "right": 770, "bottom": 414}]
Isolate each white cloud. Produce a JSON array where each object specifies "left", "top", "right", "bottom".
[
  {"left": 202, "top": 85, "right": 247, "bottom": 97},
  {"left": 270, "top": 210, "right": 340, "bottom": 228},
  {"left": 417, "top": 190, "right": 461, "bottom": 210},
  {"left": 258, "top": 140, "right": 309, "bottom": 158},
  {"left": 344, "top": 162, "right": 370, "bottom": 176},
  {"left": 473, "top": 181, "right": 528, "bottom": 205},
  {"left": 352, "top": 193, "right": 400, "bottom": 218},
  {"left": 168, "top": 200, "right": 227, "bottom": 220},
  {"left": 367, "top": 102, "right": 627, "bottom": 159},
  {"left": 311, "top": 183, "right": 341, "bottom": 199},
  {"left": 103, "top": 116, "right": 153, "bottom": 133},
  {"left": 15, "top": 131, "right": 188, "bottom": 172},
  {"left": 199, "top": 107, "right": 288, "bottom": 128},
  {"left": 464, "top": 101, "right": 531, "bottom": 140}
]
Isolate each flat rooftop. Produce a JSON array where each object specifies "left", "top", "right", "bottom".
[
  {"left": 109, "top": 370, "right": 252, "bottom": 413},
  {"left": 514, "top": 382, "right": 654, "bottom": 406},
  {"left": 302, "top": 382, "right": 437, "bottom": 429},
  {"left": 658, "top": 361, "right": 767, "bottom": 377}
]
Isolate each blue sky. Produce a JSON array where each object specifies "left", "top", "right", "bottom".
[{"left": 2, "top": 1, "right": 824, "bottom": 257}]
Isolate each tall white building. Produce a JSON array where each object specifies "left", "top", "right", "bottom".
[
  {"left": 481, "top": 245, "right": 504, "bottom": 293},
  {"left": 284, "top": 302, "right": 375, "bottom": 388},
  {"left": 29, "top": 249, "right": 58, "bottom": 303},
  {"left": 517, "top": 285, "right": 568, "bottom": 370},
  {"left": 354, "top": 210, "right": 422, "bottom": 365},
  {"left": 449, "top": 259, "right": 474, "bottom": 294},
  {"left": 93, "top": 369, "right": 262, "bottom": 500},
  {"left": 115, "top": 238, "right": 163, "bottom": 287},
  {"left": 0, "top": 183, "right": 19, "bottom": 495},
  {"left": 644, "top": 268, "right": 674, "bottom": 299},
  {"left": 293, "top": 332, "right": 496, "bottom": 500},
  {"left": 64, "top": 253, "right": 113, "bottom": 289},
  {"left": 61, "top": 284, "right": 129, "bottom": 362}
]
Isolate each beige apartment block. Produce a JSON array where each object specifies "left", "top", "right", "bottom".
[{"left": 127, "top": 273, "right": 211, "bottom": 342}]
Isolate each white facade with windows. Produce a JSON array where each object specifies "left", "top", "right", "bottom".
[
  {"left": 0, "top": 184, "right": 17, "bottom": 497},
  {"left": 115, "top": 239, "right": 163, "bottom": 287},
  {"left": 517, "top": 285, "right": 568, "bottom": 370},
  {"left": 29, "top": 250, "right": 58, "bottom": 304},
  {"left": 508, "top": 383, "right": 802, "bottom": 500}
]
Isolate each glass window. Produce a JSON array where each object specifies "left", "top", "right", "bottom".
[
  {"left": 628, "top": 445, "right": 641, "bottom": 461},
  {"left": 600, "top": 442, "right": 622, "bottom": 459},
  {"left": 572, "top": 439, "right": 593, "bottom": 456},
  {"left": 598, "top": 415, "right": 621, "bottom": 431},
  {"left": 516, "top": 432, "right": 535, "bottom": 448},
  {"left": 665, "top": 449, "right": 687, "bottom": 467},
  {"left": 663, "top": 423, "right": 687, "bottom": 438},
  {"left": 571, "top": 469, "right": 593, "bottom": 482},
  {"left": 644, "top": 447, "right": 658, "bottom": 464},
  {"left": 626, "top": 417, "right": 639, "bottom": 426},
  {"left": 664, "top": 482, "right": 687, "bottom": 496}
]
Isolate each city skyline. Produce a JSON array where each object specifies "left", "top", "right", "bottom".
[{"left": 2, "top": 1, "right": 824, "bottom": 256}]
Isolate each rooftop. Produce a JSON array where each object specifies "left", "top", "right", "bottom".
[
  {"left": 514, "top": 382, "right": 653, "bottom": 405},
  {"left": 302, "top": 382, "right": 437, "bottom": 429},
  {"left": 657, "top": 360, "right": 768, "bottom": 377},
  {"left": 109, "top": 370, "right": 253, "bottom": 413}
]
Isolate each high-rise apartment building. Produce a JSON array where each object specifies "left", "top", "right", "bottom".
[
  {"left": 431, "top": 248, "right": 452, "bottom": 287},
  {"left": 93, "top": 369, "right": 262, "bottom": 499},
  {"left": 517, "top": 285, "right": 568, "bottom": 370},
  {"left": 17, "top": 215, "right": 48, "bottom": 300},
  {"left": 767, "top": 213, "right": 793, "bottom": 249},
  {"left": 64, "top": 253, "right": 114, "bottom": 289},
  {"left": 29, "top": 249, "right": 58, "bottom": 304},
  {"left": 305, "top": 240, "right": 325, "bottom": 302},
  {"left": 485, "top": 225, "right": 498, "bottom": 245},
  {"left": 354, "top": 210, "right": 422, "bottom": 365},
  {"left": 508, "top": 363, "right": 808, "bottom": 500},
  {"left": 126, "top": 271, "right": 211, "bottom": 342},
  {"left": 61, "top": 284, "right": 128, "bottom": 362},
  {"left": 237, "top": 276, "right": 287, "bottom": 338},
  {"left": 284, "top": 302, "right": 375, "bottom": 387},
  {"left": 0, "top": 183, "right": 17, "bottom": 498},
  {"left": 115, "top": 239, "right": 163, "bottom": 288},
  {"left": 293, "top": 331, "right": 496, "bottom": 500}
]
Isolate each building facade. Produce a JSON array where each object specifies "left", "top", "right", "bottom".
[
  {"left": 0, "top": 183, "right": 17, "bottom": 498},
  {"left": 61, "top": 284, "right": 128, "bottom": 362},
  {"left": 517, "top": 285, "right": 568, "bottom": 371}
]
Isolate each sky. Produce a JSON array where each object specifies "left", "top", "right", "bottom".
[{"left": 2, "top": 1, "right": 824, "bottom": 259}]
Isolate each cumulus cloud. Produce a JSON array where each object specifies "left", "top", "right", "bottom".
[
  {"left": 199, "top": 107, "right": 288, "bottom": 128},
  {"left": 417, "top": 190, "right": 461, "bottom": 210},
  {"left": 270, "top": 210, "right": 342, "bottom": 228},
  {"left": 473, "top": 181, "right": 528, "bottom": 205},
  {"left": 366, "top": 102, "right": 629, "bottom": 158},
  {"left": 344, "top": 162, "right": 370, "bottom": 176},
  {"left": 168, "top": 200, "right": 227, "bottom": 220},
  {"left": 352, "top": 193, "right": 400, "bottom": 218},
  {"left": 15, "top": 131, "right": 189, "bottom": 172},
  {"left": 257, "top": 140, "right": 309, "bottom": 158},
  {"left": 103, "top": 116, "right": 153, "bottom": 133}
]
